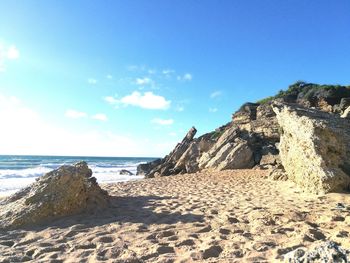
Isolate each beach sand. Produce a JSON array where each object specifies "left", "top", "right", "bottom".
[{"left": 0, "top": 169, "right": 349, "bottom": 262}]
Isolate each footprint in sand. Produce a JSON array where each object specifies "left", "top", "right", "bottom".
[
  {"left": 196, "top": 225, "right": 212, "bottom": 233},
  {"left": 157, "top": 245, "right": 175, "bottom": 254},
  {"left": 201, "top": 245, "right": 223, "bottom": 259},
  {"left": 96, "top": 235, "right": 115, "bottom": 243},
  {"left": 176, "top": 239, "right": 196, "bottom": 247},
  {"left": 219, "top": 228, "right": 231, "bottom": 235}
]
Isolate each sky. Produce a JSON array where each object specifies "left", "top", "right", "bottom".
[{"left": 0, "top": 0, "right": 349, "bottom": 157}]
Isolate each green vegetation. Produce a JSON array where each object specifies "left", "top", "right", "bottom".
[
  {"left": 256, "top": 81, "right": 350, "bottom": 105},
  {"left": 210, "top": 130, "right": 224, "bottom": 140},
  {"left": 256, "top": 96, "right": 275, "bottom": 104}
]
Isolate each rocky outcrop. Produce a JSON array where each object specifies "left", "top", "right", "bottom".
[
  {"left": 0, "top": 162, "right": 109, "bottom": 229},
  {"left": 137, "top": 158, "right": 163, "bottom": 176},
  {"left": 138, "top": 83, "right": 350, "bottom": 181},
  {"left": 284, "top": 241, "right": 350, "bottom": 262},
  {"left": 273, "top": 103, "right": 350, "bottom": 193},
  {"left": 144, "top": 127, "right": 198, "bottom": 177}
]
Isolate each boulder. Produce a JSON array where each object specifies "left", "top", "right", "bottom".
[
  {"left": 136, "top": 158, "right": 163, "bottom": 175},
  {"left": 272, "top": 103, "right": 350, "bottom": 193},
  {"left": 120, "top": 169, "right": 134, "bottom": 175},
  {"left": 0, "top": 162, "right": 109, "bottom": 229},
  {"left": 283, "top": 241, "right": 350, "bottom": 262}
]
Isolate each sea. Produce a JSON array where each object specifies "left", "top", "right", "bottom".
[{"left": 0, "top": 155, "right": 157, "bottom": 197}]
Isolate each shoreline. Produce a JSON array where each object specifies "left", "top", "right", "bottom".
[{"left": 1, "top": 169, "right": 349, "bottom": 262}]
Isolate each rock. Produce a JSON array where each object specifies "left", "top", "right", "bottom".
[
  {"left": 259, "top": 153, "right": 280, "bottom": 168},
  {"left": 145, "top": 127, "right": 197, "bottom": 178},
  {"left": 284, "top": 241, "right": 350, "bottom": 262},
  {"left": 268, "top": 167, "right": 288, "bottom": 181},
  {"left": 198, "top": 125, "right": 239, "bottom": 169},
  {"left": 341, "top": 106, "right": 350, "bottom": 119},
  {"left": 120, "top": 169, "right": 133, "bottom": 175},
  {"left": 167, "top": 126, "right": 197, "bottom": 163},
  {"left": 205, "top": 139, "right": 254, "bottom": 170},
  {"left": 136, "top": 158, "right": 162, "bottom": 175},
  {"left": 232, "top": 102, "right": 259, "bottom": 124},
  {"left": 340, "top": 98, "right": 350, "bottom": 112},
  {"left": 173, "top": 141, "right": 200, "bottom": 174},
  {"left": 273, "top": 102, "right": 350, "bottom": 193},
  {"left": 0, "top": 162, "right": 109, "bottom": 229}
]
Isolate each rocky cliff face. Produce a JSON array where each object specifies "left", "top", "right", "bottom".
[
  {"left": 138, "top": 82, "right": 350, "bottom": 193},
  {"left": 272, "top": 102, "right": 350, "bottom": 194},
  {"left": 139, "top": 102, "right": 281, "bottom": 178},
  {"left": 0, "top": 162, "right": 109, "bottom": 229}
]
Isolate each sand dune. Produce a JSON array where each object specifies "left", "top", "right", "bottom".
[{"left": 1, "top": 170, "right": 349, "bottom": 262}]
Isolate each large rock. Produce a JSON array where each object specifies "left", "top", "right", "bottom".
[
  {"left": 144, "top": 127, "right": 197, "bottom": 178},
  {"left": 206, "top": 139, "right": 254, "bottom": 170},
  {"left": 198, "top": 125, "right": 239, "bottom": 168},
  {"left": 173, "top": 141, "right": 200, "bottom": 174},
  {"left": 273, "top": 103, "right": 350, "bottom": 193},
  {"left": 0, "top": 162, "right": 109, "bottom": 229},
  {"left": 284, "top": 241, "right": 350, "bottom": 262},
  {"left": 136, "top": 158, "right": 163, "bottom": 175}
]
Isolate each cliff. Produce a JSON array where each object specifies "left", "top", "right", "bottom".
[{"left": 138, "top": 82, "right": 350, "bottom": 193}]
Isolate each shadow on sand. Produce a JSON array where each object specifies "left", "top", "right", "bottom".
[{"left": 5, "top": 195, "right": 204, "bottom": 232}]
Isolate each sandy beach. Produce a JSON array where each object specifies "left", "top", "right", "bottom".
[{"left": 1, "top": 169, "right": 349, "bottom": 262}]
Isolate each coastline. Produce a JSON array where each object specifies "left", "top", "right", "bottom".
[{"left": 1, "top": 169, "right": 349, "bottom": 262}]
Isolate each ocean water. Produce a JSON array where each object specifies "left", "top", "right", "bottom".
[{"left": 0, "top": 155, "right": 156, "bottom": 196}]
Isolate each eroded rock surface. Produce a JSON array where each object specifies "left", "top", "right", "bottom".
[
  {"left": 284, "top": 241, "right": 350, "bottom": 263},
  {"left": 0, "top": 162, "right": 109, "bottom": 229},
  {"left": 273, "top": 103, "right": 350, "bottom": 193}
]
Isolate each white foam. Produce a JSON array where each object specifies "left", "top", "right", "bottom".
[
  {"left": 0, "top": 167, "right": 52, "bottom": 178},
  {"left": 0, "top": 164, "right": 143, "bottom": 197}
]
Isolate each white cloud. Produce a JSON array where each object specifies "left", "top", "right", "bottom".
[
  {"left": 177, "top": 73, "right": 192, "bottom": 81},
  {"left": 106, "top": 74, "right": 113, "bottom": 79},
  {"left": 209, "top": 107, "right": 218, "bottom": 113},
  {"left": 104, "top": 96, "right": 118, "bottom": 104},
  {"left": 135, "top": 77, "right": 152, "bottom": 86},
  {"left": 169, "top": 132, "right": 177, "bottom": 136},
  {"left": 119, "top": 91, "right": 171, "bottom": 110},
  {"left": 0, "top": 93, "right": 175, "bottom": 157},
  {"left": 88, "top": 78, "right": 97, "bottom": 84},
  {"left": 0, "top": 44, "right": 20, "bottom": 72},
  {"left": 6, "top": 46, "right": 20, "bottom": 59},
  {"left": 210, "top": 91, "right": 222, "bottom": 98},
  {"left": 151, "top": 118, "right": 174, "bottom": 125},
  {"left": 92, "top": 113, "right": 108, "bottom": 121},
  {"left": 65, "top": 109, "right": 87, "bottom": 119}
]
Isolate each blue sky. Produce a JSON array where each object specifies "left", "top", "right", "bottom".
[{"left": 0, "top": 0, "right": 349, "bottom": 157}]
